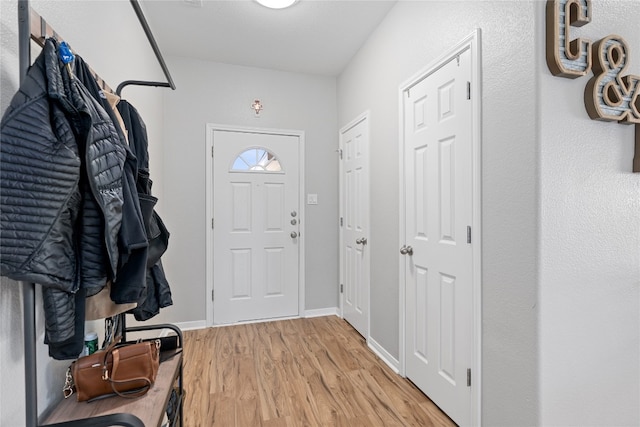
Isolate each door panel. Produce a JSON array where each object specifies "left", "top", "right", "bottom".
[
  {"left": 231, "top": 249, "right": 251, "bottom": 298},
  {"left": 265, "top": 247, "right": 284, "bottom": 296},
  {"left": 340, "top": 115, "right": 370, "bottom": 338},
  {"left": 265, "top": 183, "right": 284, "bottom": 231},
  {"left": 231, "top": 183, "right": 251, "bottom": 231},
  {"left": 213, "top": 130, "right": 299, "bottom": 324},
  {"left": 404, "top": 48, "right": 473, "bottom": 426}
]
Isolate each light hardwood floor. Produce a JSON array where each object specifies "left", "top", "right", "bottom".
[{"left": 182, "top": 315, "right": 456, "bottom": 427}]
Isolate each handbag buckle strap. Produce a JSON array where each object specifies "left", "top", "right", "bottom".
[{"left": 63, "top": 367, "right": 75, "bottom": 399}]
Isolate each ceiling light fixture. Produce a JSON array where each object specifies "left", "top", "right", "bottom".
[{"left": 255, "top": 0, "right": 297, "bottom": 10}]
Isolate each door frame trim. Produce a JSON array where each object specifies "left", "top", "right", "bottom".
[
  {"left": 205, "top": 123, "right": 306, "bottom": 326},
  {"left": 397, "top": 29, "right": 482, "bottom": 426},
  {"left": 338, "top": 110, "right": 371, "bottom": 338}
]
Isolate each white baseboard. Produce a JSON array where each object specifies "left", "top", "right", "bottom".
[
  {"left": 368, "top": 336, "right": 400, "bottom": 374},
  {"left": 304, "top": 307, "right": 339, "bottom": 318},
  {"left": 173, "top": 320, "right": 207, "bottom": 332},
  {"left": 169, "top": 311, "right": 339, "bottom": 332},
  {"left": 211, "top": 316, "right": 300, "bottom": 328}
]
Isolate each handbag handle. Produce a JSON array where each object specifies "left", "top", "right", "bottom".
[
  {"left": 108, "top": 346, "right": 152, "bottom": 398},
  {"left": 101, "top": 336, "right": 122, "bottom": 380}
]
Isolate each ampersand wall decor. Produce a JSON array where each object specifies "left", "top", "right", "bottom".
[{"left": 546, "top": 0, "right": 640, "bottom": 172}]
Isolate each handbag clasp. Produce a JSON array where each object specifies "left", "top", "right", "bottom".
[{"left": 63, "top": 367, "right": 74, "bottom": 398}]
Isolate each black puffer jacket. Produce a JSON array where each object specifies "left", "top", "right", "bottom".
[
  {"left": 1, "top": 43, "right": 82, "bottom": 290},
  {"left": 0, "top": 39, "right": 127, "bottom": 357},
  {"left": 74, "top": 55, "right": 148, "bottom": 305}
]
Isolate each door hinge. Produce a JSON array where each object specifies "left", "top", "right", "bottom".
[
  {"left": 467, "top": 368, "right": 471, "bottom": 387},
  {"left": 467, "top": 81, "right": 471, "bottom": 100},
  {"left": 340, "top": 217, "right": 343, "bottom": 227},
  {"left": 339, "top": 149, "right": 343, "bottom": 160},
  {"left": 467, "top": 226, "right": 472, "bottom": 244},
  {"left": 212, "top": 218, "right": 215, "bottom": 229},
  {"left": 211, "top": 146, "right": 214, "bottom": 157},
  {"left": 340, "top": 284, "right": 344, "bottom": 293},
  {"left": 212, "top": 290, "right": 214, "bottom": 301}
]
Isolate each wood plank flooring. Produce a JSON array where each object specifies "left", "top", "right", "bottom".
[{"left": 182, "top": 316, "right": 456, "bottom": 427}]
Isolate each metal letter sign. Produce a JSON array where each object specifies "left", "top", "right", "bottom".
[
  {"left": 545, "top": 0, "right": 592, "bottom": 78},
  {"left": 546, "top": 0, "right": 640, "bottom": 172},
  {"left": 584, "top": 36, "right": 640, "bottom": 124}
]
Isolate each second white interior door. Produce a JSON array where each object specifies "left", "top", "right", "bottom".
[
  {"left": 213, "top": 130, "right": 300, "bottom": 324},
  {"left": 340, "top": 114, "right": 370, "bottom": 338}
]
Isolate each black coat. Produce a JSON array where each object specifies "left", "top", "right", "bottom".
[
  {"left": 73, "top": 56, "right": 148, "bottom": 306},
  {"left": 0, "top": 39, "right": 132, "bottom": 358},
  {"left": 117, "top": 100, "right": 173, "bottom": 320}
]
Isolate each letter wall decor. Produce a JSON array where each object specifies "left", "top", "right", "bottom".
[{"left": 546, "top": 0, "right": 640, "bottom": 172}]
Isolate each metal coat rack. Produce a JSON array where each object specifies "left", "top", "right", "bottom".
[{"left": 16, "top": 0, "right": 175, "bottom": 425}]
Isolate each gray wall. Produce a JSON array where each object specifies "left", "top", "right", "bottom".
[
  {"left": 158, "top": 57, "right": 339, "bottom": 325},
  {"left": 0, "top": 1, "right": 165, "bottom": 424}
]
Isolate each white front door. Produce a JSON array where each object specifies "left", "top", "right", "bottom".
[
  {"left": 402, "top": 45, "right": 475, "bottom": 426},
  {"left": 339, "top": 113, "right": 370, "bottom": 338},
  {"left": 212, "top": 130, "right": 300, "bottom": 324}
]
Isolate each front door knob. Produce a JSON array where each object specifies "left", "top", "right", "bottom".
[
  {"left": 290, "top": 231, "right": 298, "bottom": 238},
  {"left": 356, "top": 237, "right": 368, "bottom": 245}
]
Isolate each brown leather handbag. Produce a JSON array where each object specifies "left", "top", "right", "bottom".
[{"left": 65, "top": 337, "right": 160, "bottom": 402}]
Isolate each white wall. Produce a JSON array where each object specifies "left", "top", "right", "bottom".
[
  {"left": 0, "top": 1, "right": 165, "bottom": 424},
  {"left": 338, "top": 1, "right": 540, "bottom": 425},
  {"left": 539, "top": 1, "right": 640, "bottom": 425},
  {"left": 158, "top": 57, "right": 338, "bottom": 325}
]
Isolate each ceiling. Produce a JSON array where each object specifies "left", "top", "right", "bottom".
[{"left": 141, "top": 0, "right": 397, "bottom": 76}]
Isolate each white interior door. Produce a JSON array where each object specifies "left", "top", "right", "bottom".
[
  {"left": 212, "top": 130, "right": 300, "bottom": 324},
  {"left": 339, "top": 114, "right": 370, "bottom": 338},
  {"left": 403, "top": 47, "right": 474, "bottom": 426}
]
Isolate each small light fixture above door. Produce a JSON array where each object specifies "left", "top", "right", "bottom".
[
  {"left": 251, "top": 99, "right": 264, "bottom": 115},
  {"left": 255, "top": 0, "right": 297, "bottom": 9}
]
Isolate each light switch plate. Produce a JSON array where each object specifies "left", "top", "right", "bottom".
[{"left": 307, "top": 194, "right": 318, "bottom": 205}]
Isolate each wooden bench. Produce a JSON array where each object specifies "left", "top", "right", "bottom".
[{"left": 41, "top": 325, "right": 183, "bottom": 427}]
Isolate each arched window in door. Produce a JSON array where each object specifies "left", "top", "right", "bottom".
[{"left": 231, "top": 147, "right": 282, "bottom": 172}]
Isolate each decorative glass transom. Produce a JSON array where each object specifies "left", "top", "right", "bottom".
[{"left": 231, "top": 147, "right": 282, "bottom": 172}]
